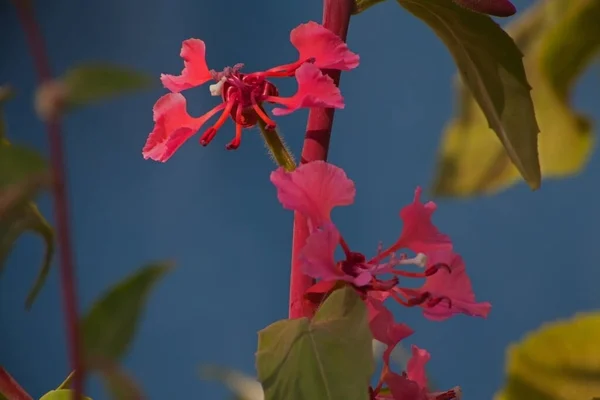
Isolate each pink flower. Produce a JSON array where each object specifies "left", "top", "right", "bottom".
[
  {"left": 451, "top": 0, "right": 516, "bottom": 17},
  {"left": 399, "top": 251, "right": 492, "bottom": 321},
  {"left": 367, "top": 297, "right": 413, "bottom": 366},
  {"left": 143, "top": 21, "right": 359, "bottom": 162},
  {"left": 270, "top": 161, "right": 355, "bottom": 230},
  {"left": 375, "top": 346, "right": 461, "bottom": 400}
]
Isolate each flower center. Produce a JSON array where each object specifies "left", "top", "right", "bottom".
[{"left": 220, "top": 72, "right": 279, "bottom": 127}]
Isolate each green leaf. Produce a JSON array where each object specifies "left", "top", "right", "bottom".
[
  {"left": 39, "top": 389, "right": 92, "bottom": 400},
  {"left": 82, "top": 262, "right": 173, "bottom": 361},
  {"left": 256, "top": 287, "right": 374, "bottom": 400},
  {"left": 0, "top": 142, "right": 54, "bottom": 308},
  {"left": 0, "top": 144, "right": 48, "bottom": 189},
  {"left": 61, "top": 64, "right": 154, "bottom": 109},
  {"left": 201, "top": 366, "right": 264, "bottom": 400},
  {"left": 431, "top": 0, "right": 599, "bottom": 197},
  {"left": 495, "top": 312, "right": 600, "bottom": 400},
  {"left": 397, "top": 0, "right": 541, "bottom": 190}
]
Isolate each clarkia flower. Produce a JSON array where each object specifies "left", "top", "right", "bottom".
[
  {"left": 271, "top": 161, "right": 472, "bottom": 312},
  {"left": 271, "top": 160, "right": 486, "bottom": 400},
  {"left": 143, "top": 21, "right": 359, "bottom": 162}
]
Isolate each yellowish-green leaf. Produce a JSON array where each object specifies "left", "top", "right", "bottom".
[
  {"left": 256, "top": 286, "right": 374, "bottom": 400},
  {"left": 397, "top": 0, "right": 540, "bottom": 190},
  {"left": 61, "top": 64, "right": 154, "bottom": 109},
  {"left": 495, "top": 311, "right": 600, "bottom": 400},
  {"left": 39, "top": 389, "right": 92, "bottom": 400},
  {"left": 0, "top": 141, "right": 54, "bottom": 309},
  {"left": 201, "top": 366, "right": 264, "bottom": 400},
  {"left": 432, "top": 0, "right": 599, "bottom": 197}
]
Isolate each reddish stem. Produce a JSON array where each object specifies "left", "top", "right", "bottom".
[
  {"left": 288, "top": 0, "right": 354, "bottom": 319},
  {"left": 0, "top": 367, "right": 33, "bottom": 400},
  {"left": 13, "top": 1, "right": 84, "bottom": 398}
]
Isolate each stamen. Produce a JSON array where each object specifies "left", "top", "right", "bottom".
[
  {"left": 199, "top": 99, "right": 235, "bottom": 146},
  {"left": 389, "top": 290, "right": 411, "bottom": 306},
  {"left": 261, "top": 58, "right": 314, "bottom": 77},
  {"left": 226, "top": 123, "right": 243, "bottom": 150},
  {"left": 368, "top": 245, "right": 399, "bottom": 265},
  {"left": 369, "top": 277, "right": 398, "bottom": 291},
  {"left": 431, "top": 262, "right": 452, "bottom": 274},
  {"left": 389, "top": 269, "right": 428, "bottom": 278},
  {"left": 339, "top": 236, "right": 352, "bottom": 259},
  {"left": 429, "top": 386, "right": 461, "bottom": 400},
  {"left": 426, "top": 296, "right": 452, "bottom": 308},
  {"left": 226, "top": 106, "right": 244, "bottom": 150},
  {"left": 251, "top": 93, "right": 277, "bottom": 129},
  {"left": 407, "top": 291, "right": 431, "bottom": 306}
]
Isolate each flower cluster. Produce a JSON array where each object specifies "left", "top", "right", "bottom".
[
  {"left": 142, "top": 21, "right": 359, "bottom": 162},
  {"left": 271, "top": 161, "right": 491, "bottom": 399}
]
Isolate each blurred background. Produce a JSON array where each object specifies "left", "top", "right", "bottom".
[{"left": 1, "top": 0, "right": 599, "bottom": 399}]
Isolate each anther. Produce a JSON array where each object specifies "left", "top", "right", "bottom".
[
  {"left": 407, "top": 292, "right": 431, "bottom": 306},
  {"left": 199, "top": 100, "right": 235, "bottom": 146},
  {"left": 426, "top": 296, "right": 452, "bottom": 308},
  {"left": 226, "top": 123, "right": 243, "bottom": 150},
  {"left": 226, "top": 107, "right": 244, "bottom": 150},
  {"left": 432, "top": 262, "right": 452, "bottom": 273}
]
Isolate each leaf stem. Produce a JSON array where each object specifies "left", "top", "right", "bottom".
[
  {"left": 257, "top": 119, "right": 296, "bottom": 172},
  {"left": 12, "top": 1, "right": 84, "bottom": 398},
  {"left": 289, "top": 0, "right": 354, "bottom": 319}
]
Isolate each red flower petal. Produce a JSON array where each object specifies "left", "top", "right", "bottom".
[
  {"left": 270, "top": 161, "right": 355, "bottom": 229},
  {"left": 367, "top": 297, "right": 413, "bottom": 366},
  {"left": 406, "top": 345, "right": 430, "bottom": 389},
  {"left": 160, "top": 39, "right": 213, "bottom": 93},
  {"left": 395, "top": 187, "right": 453, "bottom": 254},
  {"left": 270, "top": 63, "right": 344, "bottom": 116},
  {"left": 142, "top": 93, "right": 222, "bottom": 162},
  {"left": 290, "top": 21, "right": 359, "bottom": 70},
  {"left": 384, "top": 371, "right": 426, "bottom": 400}
]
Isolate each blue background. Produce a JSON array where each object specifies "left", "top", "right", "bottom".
[{"left": 1, "top": 0, "right": 599, "bottom": 398}]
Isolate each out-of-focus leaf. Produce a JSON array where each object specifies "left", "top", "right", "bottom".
[
  {"left": 88, "top": 358, "right": 144, "bottom": 400},
  {"left": 0, "top": 141, "right": 54, "bottom": 309},
  {"left": 0, "top": 366, "right": 32, "bottom": 400},
  {"left": 256, "top": 286, "right": 374, "bottom": 400},
  {"left": 39, "top": 390, "right": 92, "bottom": 400},
  {"left": 0, "top": 145, "right": 47, "bottom": 189},
  {"left": 82, "top": 262, "right": 173, "bottom": 361},
  {"left": 201, "top": 366, "right": 264, "bottom": 400},
  {"left": 81, "top": 263, "right": 171, "bottom": 399},
  {"left": 539, "top": 0, "right": 600, "bottom": 100},
  {"left": 495, "top": 312, "right": 600, "bottom": 400},
  {"left": 397, "top": 0, "right": 540, "bottom": 189},
  {"left": 432, "top": 0, "right": 600, "bottom": 197},
  {"left": 61, "top": 64, "right": 154, "bottom": 109}
]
